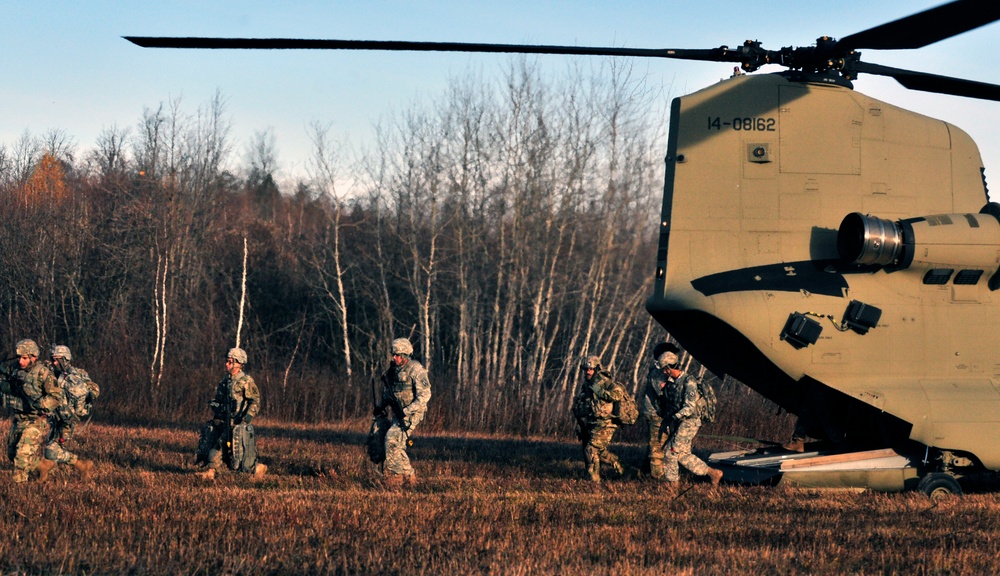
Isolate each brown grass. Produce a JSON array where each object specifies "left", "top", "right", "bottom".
[{"left": 0, "top": 418, "right": 998, "bottom": 575}]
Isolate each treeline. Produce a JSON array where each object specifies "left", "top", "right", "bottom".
[{"left": 0, "top": 61, "right": 745, "bottom": 436}]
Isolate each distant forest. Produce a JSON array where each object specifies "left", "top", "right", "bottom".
[{"left": 0, "top": 61, "right": 687, "bottom": 435}]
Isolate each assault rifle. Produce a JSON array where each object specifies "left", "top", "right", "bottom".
[
  {"left": 225, "top": 389, "right": 252, "bottom": 428},
  {"left": 0, "top": 357, "right": 24, "bottom": 412},
  {"left": 372, "top": 369, "right": 409, "bottom": 432}
]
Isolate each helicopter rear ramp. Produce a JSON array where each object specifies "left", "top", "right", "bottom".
[{"left": 709, "top": 447, "right": 919, "bottom": 492}]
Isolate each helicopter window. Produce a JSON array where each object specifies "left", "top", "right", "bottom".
[
  {"left": 922, "top": 269, "right": 953, "bottom": 285},
  {"left": 954, "top": 270, "right": 984, "bottom": 285}
]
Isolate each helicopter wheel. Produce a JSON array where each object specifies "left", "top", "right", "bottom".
[{"left": 917, "top": 472, "right": 962, "bottom": 500}]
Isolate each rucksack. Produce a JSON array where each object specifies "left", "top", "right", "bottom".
[
  {"left": 58, "top": 368, "right": 95, "bottom": 422},
  {"left": 612, "top": 383, "right": 639, "bottom": 425},
  {"left": 229, "top": 422, "right": 259, "bottom": 472},
  {"left": 696, "top": 377, "right": 718, "bottom": 423}
]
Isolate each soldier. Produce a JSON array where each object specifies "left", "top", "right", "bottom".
[
  {"left": 572, "top": 355, "right": 625, "bottom": 483},
  {"left": 1, "top": 339, "right": 61, "bottom": 483},
  {"left": 195, "top": 347, "right": 266, "bottom": 480},
  {"left": 640, "top": 342, "right": 675, "bottom": 479},
  {"left": 44, "top": 345, "right": 100, "bottom": 477},
  {"left": 367, "top": 337, "right": 431, "bottom": 487},
  {"left": 661, "top": 349, "right": 723, "bottom": 486}
]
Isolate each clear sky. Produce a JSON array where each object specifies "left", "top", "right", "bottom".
[{"left": 4, "top": 1, "right": 999, "bottom": 192}]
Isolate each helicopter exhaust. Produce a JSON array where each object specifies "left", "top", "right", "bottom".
[
  {"left": 838, "top": 205, "right": 1000, "bottom": 288},
  {"left": 837, "top": 213, "right": 904, "bottom": 266}
]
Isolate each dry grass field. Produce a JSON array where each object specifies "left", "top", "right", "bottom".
[{"left": 1, "top": 418, "right": 999, "bottom": 575}]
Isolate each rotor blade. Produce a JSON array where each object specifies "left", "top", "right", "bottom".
[
  {"left": 853, "top": 61, "right": 1000, "bottom": 101},
  {"left": 837, "top": 0, "right": 1000, "bottom": 51},
  {"left": 124, "top": 36, "right": 743, "bottom": 63}
]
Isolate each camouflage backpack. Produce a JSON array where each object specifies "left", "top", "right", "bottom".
[
  {"left": 229, "top": 422, "right": 259, "bottom": 473},
  {"left": 57, "top": 368, "right": 95, "bottom": 422},
  {"left": 696, "top": 377, "right": 718, "bottom": 423},
  {"left": 611, "top": 383, "right": 639, "bottom": 425}
]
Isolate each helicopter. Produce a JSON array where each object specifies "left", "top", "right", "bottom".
[{"left": 127, "top": 0, "right": 1000, "bottom": 496}]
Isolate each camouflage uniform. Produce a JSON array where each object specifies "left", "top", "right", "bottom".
[
  {"left": 2, "top": 341, "right": 61, "bottom": 483},
  {"left": 573, "top": 363, "right": 625, "bottom": 483},
  {"left": 44, "top": 356, "right": 100, "bottom": 467},
  {"left": 368, "top": 348, "right": 431, "bottom": 479},
  {"left": 663, "top": 368, "right": 713, "bottom": 482},
  {"left": 641, "top": 358, "right": 671, "bottom": 478},
  {"left": 196, "top": 363, "right": 261, "bottom": 473}
]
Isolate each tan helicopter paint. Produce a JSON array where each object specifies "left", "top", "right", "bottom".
[{"left": 650, "top": 72, "right": 1000, "bottom": 469}]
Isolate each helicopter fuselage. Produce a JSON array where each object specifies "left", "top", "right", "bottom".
[{"left": 647, "top": 72, "right": 1000, "bottom": 471}]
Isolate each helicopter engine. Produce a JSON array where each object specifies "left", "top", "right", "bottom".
[{"left": 839, "top": 207, "right": 1000, "bottom": 290}]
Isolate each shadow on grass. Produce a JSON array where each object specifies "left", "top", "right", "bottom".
[{"left": 258, "top": 422, "right": 652, "bottom": 481}]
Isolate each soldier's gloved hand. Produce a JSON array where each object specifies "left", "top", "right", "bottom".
[{"left": 372, "top": 404, "right": 383, "bottom": 416}]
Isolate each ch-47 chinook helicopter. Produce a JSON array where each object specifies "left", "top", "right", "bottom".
[{"left": 128, "top": 0, "right": 1000, "bottom": 496}]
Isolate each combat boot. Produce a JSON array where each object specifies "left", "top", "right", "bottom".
[
  {"left": 383, "top": 473, "right": 404, "bottom": 489},
  {"left": 252, "top": 462, "right": 268, "bottom": 478},
  {"left": 197, "top": 468, "right": 216, "bottom": 480},
  {"left": 402, "top": 473, "right": 417, "bottom": 487},
  {"left": 782, "top": 438, "right": 805, "bottom": 453},
  {"left": 36, "top": 458, "right": 56, "bottom": 482},
  {"left": 611, "top": 461, "right": 624, "bottom": 476},
  {"left": 707, "top": 467, "right": 724, "bottom": 486},
  {"left": 73, "top": 459, "right": 94, "bottom": 478}
]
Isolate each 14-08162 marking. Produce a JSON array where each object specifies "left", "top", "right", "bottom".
[{"left": 708, "top": 117, "right": 776, "bottom": 131}]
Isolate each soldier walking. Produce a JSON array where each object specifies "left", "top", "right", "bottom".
[
  {"left": 661, "top": 349, "right": 723, "bottom": 486},
  {"left": 44, "top": 345, "right": 100, "bottom": 477},
  {"left": 572, "top": 355, "right": 626, "bottom": 483},
  {"left": 367, "top": 338, "right": 431, "bottom": 487},
  {"left": 1, "top": 339, "right": 61, "bottom": 483},
  {"left": 640, "top": 342, "right": 675, "bottom": 479},
  {"left": 195, "top": 347, "right": 266, "bottom": 479}
]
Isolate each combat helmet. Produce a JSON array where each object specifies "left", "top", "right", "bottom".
[
  {"left": 581, "top": 355, "right": 602, "bottom": 370},
  {"left": 15, "top": 339, "right": 40, "bottom": 357},
  {"left": 656, "top": 350, "right": 678, "bottom": 368},
  {"left": 50, "top": 345, "right": 72, "bottom": 361},
  {"left": 391, "top": 338, "right": 414, "bottom": 357},
  {"left": 227, "top": 347, "right": 248, "bottom": 365}
]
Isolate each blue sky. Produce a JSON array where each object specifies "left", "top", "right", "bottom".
[{"left": 4, "top": 1, "right": 999, "bottom": 190}]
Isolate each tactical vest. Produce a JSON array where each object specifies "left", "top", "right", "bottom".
[
  {"left": 14, "top": 362, "right": 57, "bottom": 415},
  {"left": 662, "top": 374, "right": 687, "bottom": 416},
  {"left": 229, "top": 372, "right": 254, "bottom": 414},
  {"left": 384, "top": 360, "right": 424, "bottom": 410}
]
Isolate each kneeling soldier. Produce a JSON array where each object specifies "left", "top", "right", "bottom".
[{"left": 195, "top": 347, "right": 266, "bottom": 479}]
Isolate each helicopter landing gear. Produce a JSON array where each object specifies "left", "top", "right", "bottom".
[{"left": 917, "top": 472, "right": 963, "bottom": 500}]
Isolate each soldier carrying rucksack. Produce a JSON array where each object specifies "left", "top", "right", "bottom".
[
  {"left": 195, "top": 347, "right": 266, "bottom": 480},
  {"left": 660, "top": 348, "right": 723, "bottom": 486},
  {"left": 572, "top": 355, "right": 633, "bottom": 483},
  {"left": 45, "top": 345, "right": 100, "bottom": 477}
]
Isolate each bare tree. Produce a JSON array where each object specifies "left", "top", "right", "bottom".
[{"left": 306, "top": 122, "right": 353, "bottom": 376}]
